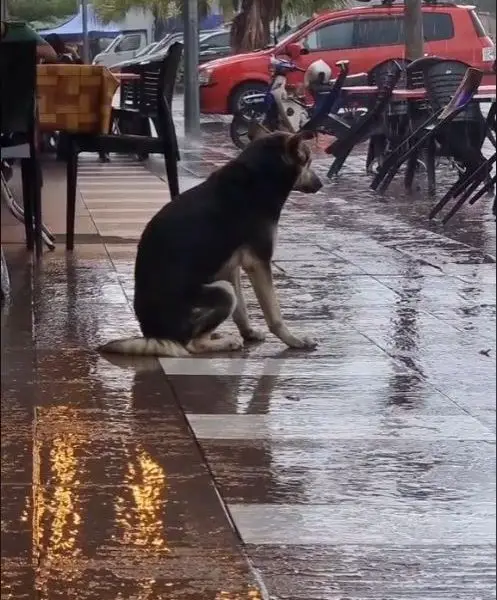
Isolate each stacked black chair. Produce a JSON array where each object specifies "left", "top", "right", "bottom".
[
  {"left": 365, "top": 58, "right": 410, "bottom": 173},
  {"left": 0, "top": 38, "right": 43, "bottom": 257},
  {"left": 65, "top": 44, "right": 182, "bottom": 250},
  {"left": 402, "top": 56, "right": 442, "bottom": 191},
  {"left": 429, "top": 63, "right": 496, "bottom": 223},
  {"left": 112, "top": 42, "right": 182, "bottom": 161},
  {"left": 371, "top": 63, "right": 484, "bottom": 195},
  {"left": 325, "top": 60, "right": 403, "bottom": 178}
]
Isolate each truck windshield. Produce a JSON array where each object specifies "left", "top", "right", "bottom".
[{"left": 102, "top": 34, "right": 124, "bottom": 53}]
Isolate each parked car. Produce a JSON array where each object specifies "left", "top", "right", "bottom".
[
  {"left": 93, "top": 30, "right": 150, "bottom": 67},
  {"left": 110, "top": 28, "right": 231, "bottom": 72},
  {"left": 199, "top": 1, "right": 496, "bottom": 114},
  {"left": 134, "top": 41, "right": 159, "bottom": 58}
]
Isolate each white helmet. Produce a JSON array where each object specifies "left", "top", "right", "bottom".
[{"left": 304, "top": 59, "right": 332, "bottom": 88}]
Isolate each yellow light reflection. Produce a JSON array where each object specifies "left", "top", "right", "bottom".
[
  {"left": 215, "top": 589, "right": 263, "bottom": 600},
  {"left": 115, "top": 448, "right": 168, "bottom": 551},
  {"left": 33, "top": 408, "right": 83, "bottom": 599},
  {"left": 46, "top": 434, "right": 80, "bottom": 556}
]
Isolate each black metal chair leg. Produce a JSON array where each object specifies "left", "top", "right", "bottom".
[
  {"left": 33, "top": 157, "right": 43, "bottom": 258},
  {"left": 404, "top": 149, "right": 419, "bottom": 191},
  {"left": 365, "top": 138, "right": 376, "bottom": 174},
  {"left": 66, "top": 140, "right": 78, "bottom": 250},
  {"left": 137, "top": 117, "right": 152, "bottom": 161},
  {"left": 429, "top": 154, "right": 496, "bottom": 219},
  {"left": 426, "top": 138, "right": 437, "bottom": 197},
  {"left": 376, "top": 131, "right": 433, "bottom": 192},
  {"left": 20, "top": 158, "right": 34, "bottom": 251},
  {"left": 327, "top": 151, "right": 349, "bottom": 178},
  {"left": 442, "top": 172, "right": 496, "bottom": 224},
  {"left": 371, "top": 110, "right": 443, "bottom": 190},
  {"left": 164, "top": 149, "right": 179, "bottom": 198},
  {"left": 468, "top": 173, "right": 497, "bottom": 206}
]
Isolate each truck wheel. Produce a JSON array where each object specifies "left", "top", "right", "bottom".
[{"left": 229, "top": 82, "right": 267, "bottom": 115}]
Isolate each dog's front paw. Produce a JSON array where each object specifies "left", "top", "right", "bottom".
[
  {"left": 286, "top": 334, "right": 318, "bottom": 350},
  {"left": 241, "top": 327, "right": 266, "bottom": 343}
]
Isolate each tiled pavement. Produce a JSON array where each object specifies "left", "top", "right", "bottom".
[{"left": 1, "top": 112, "right": 496, "bottom": 599}]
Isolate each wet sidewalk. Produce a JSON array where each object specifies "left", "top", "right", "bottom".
[{"left": 1, "top": 116, "right": 496, "bottom": 599}]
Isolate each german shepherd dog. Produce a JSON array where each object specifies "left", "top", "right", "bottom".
[{"left": 99, "top": 124, "right": 322, "bottom": 357}]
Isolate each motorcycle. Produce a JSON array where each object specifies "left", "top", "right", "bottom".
[
  {"left": 229, "top": 56, "right": 308, "bottom": 149},
  {"left": 229, "top": 57, "right": 352, "bottom": 149}
]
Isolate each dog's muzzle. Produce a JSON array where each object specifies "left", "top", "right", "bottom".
[{"left": 293, "top": 167, "right": 322, "bottom": 194}]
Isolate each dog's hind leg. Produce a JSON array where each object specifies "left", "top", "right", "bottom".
[
  {"left": 186, "top": 281, "right": 244, "bottom": 354},
  {"left": 100, "top": 282, "right": 243, "bottom": 357}
]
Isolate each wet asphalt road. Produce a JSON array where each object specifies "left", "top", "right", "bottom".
[{"left": 1, "top": 105, "right": 496, "bottom": 599}]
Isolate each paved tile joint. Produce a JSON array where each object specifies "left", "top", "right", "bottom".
[{"left": 1, "top": 106, "right": 495, "bottom": 599}]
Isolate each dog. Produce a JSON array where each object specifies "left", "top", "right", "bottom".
[{"left": 99, "top": 123, "right": 322, "bottom": 357}]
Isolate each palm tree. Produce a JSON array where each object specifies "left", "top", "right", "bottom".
[
  {"left": 230, "top": 0, "right": 345, "bottom": 53},
  {"left": 230, "top": 0, "right": 281, "bottom": 53},
  {"left": 93, "top": 0, "right": 344, "bottom": 52},
  {"left": 7, "top": 0, "right": 78, "bottom": 23}
]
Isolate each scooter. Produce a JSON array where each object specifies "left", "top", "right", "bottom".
[
  {"left": 229, "top": 56, "right": 308, "bottom": 149},
  {"left": 229, "top": 58, "right": 352, "bottom": 149}
]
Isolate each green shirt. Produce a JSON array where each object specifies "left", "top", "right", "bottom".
[{"left": 2, "top": 21, "right": 48, "bottom": 45}]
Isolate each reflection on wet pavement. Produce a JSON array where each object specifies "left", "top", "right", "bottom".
[{"left": 1, "top": 116, "right": 496, "bottom": 599}]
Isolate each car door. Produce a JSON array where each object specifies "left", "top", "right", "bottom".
[
  {"left": 284, "top": 18, "right": 357, "bottom": 88},
  {"left": 422, "top": 11, "right": 457, "bottom": 60}
]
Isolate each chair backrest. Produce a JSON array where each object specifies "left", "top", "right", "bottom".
[
  {"left": 156, "top": 45, "right": 181, "bottom": 156},
  {"left": 424, "top": 59, "right": 482, "bottom": 121},
  {"left": 126, "top": 43, "right": 183, "bottom": 118},
  {"left": 405, "top": 56, "right": 444, "bottom": 114},
  {"left": 368, "top": 58, "right": 410, "bottom": 87},
  {"left": 366, "top": 59, "right": 402, "bottom": 112},
  {"left": 0, "top": 40, "right": 37, "bottom": 135},
  {"left": 162, "top": 42, "right": 183, "bottom": 107},
  {"left": 437, "top": 66, "right": 483, "bottom": 120},
  {"left": 368, "top": 58, "right": 410, "bottom": 116},
  {"left": 406, "top": 56, "right": 444, "bottom": 90}
]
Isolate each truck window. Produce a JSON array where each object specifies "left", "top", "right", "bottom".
[
  {"left": 303, "top": 21, "right": 355, "bottom": 51},
  {"left": 115, "top": 34, "right": 141, "bottom": 53}
]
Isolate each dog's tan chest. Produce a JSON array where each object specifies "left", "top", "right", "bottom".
[{"left": 215, "top": 247, "right": 262, "bottom": 280}]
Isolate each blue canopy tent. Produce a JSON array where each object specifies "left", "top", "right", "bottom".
[{"left": 39, "top": 4, "right": 122, "bottom": 40}]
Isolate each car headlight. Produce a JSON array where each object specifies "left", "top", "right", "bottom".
[
  {"left": 198, "top": 69, "right": 213, "bottom": 86},
  {"left": 482, "top": 46, "right": 496, "bottom": 63}
]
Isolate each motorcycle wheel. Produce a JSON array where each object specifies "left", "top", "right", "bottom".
[{"left": 230, "top": 111, "right": 260, "bottom": 150}]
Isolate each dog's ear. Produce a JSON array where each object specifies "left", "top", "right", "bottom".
[
  {"left": 247, "top": 120, "right": 270, "bottom": 142},
  {"left": 286, "top": 130, "right": 315, "bottom": 164}
]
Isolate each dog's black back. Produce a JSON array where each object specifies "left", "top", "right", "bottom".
[{"left": 134, "top": 133, "right": 304, "bottom": 342}]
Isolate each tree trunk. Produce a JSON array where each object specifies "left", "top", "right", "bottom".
[
  {"left": 404, "top": 0, "right": 424, "bottom": 60},
  {"left": 230, "top": 0, "right": 281, "bottom": 54}
]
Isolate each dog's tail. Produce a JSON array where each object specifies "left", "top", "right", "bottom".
[{"left": 99, "top": 337, "right": 191, "bottom": 357}]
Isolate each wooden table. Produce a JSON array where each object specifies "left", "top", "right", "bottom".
[{"left": 113, "top": 72, "right": 141, "bottom": 81}]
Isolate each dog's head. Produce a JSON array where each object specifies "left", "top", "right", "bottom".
[{"left": 247, "top": 123, "right": 322, "bottom": 194}]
